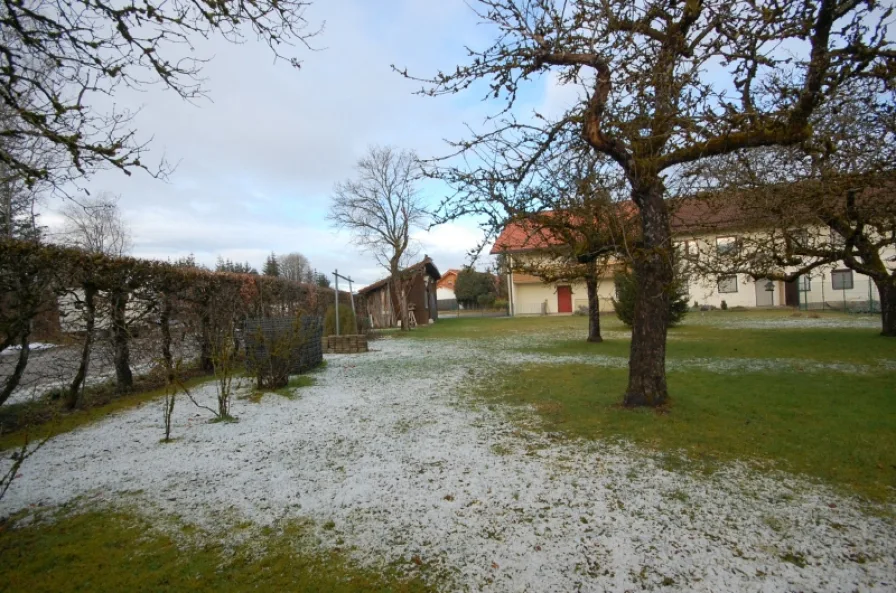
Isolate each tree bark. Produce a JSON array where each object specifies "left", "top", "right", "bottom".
[
  {"left": 624, "top": 185, "right": 672, "bottom": 407},
  {"left": 160, "top": 292, "right": 174, "bottom": 383},
  {"left": 0, "top": 331, "right": 31, "bottom": 407},
  {"left": 199, "top": 307, "right": 213, "bottom": 372},
  {"left": 391, "top": 261, "right": 409, "bottom": 331},
  {"left": 110, "top": 289, "right": 133, "bottom": 391},
  {"left": 875, "top": 277, "right": 896, "bottom": 337},
  {"left": 66, "top": 283, "right": 97, "bottom": 409},
  {"left": 585, "top": 269, "right": 603, "bottom": 343}
]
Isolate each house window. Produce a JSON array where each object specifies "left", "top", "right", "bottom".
[
  {"left": 718, "top": 275, "right": 738, "bottom": 293},
  {"left": 798, "top": 276, "right": 811, "bottom": 292},
  {"left": 831, "top": 269, "right": 853, "bottom": 290},
  {"left": 677, "top": 240, "right": 698, "bottom": 260},
  {"left": 716, "top": 236, "right": 738, "bottom": 256}
]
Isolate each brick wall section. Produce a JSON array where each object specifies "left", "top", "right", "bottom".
[{"left": 322, "top": 334, "right": 369, "bottom": 354}]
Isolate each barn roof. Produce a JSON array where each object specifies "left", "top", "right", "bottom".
[{"left": 357, "top": 256, "right": 441, "bottom": 295}]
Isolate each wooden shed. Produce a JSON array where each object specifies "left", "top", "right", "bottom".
[{"left": 358, "top": 257, "right": 441, "bottom": 329}]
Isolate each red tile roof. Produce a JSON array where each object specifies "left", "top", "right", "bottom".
[
  {"left": 491, "top": 173, "right": 896, "bottom": 255},
  {"left": 436, "top": 269, "right": 460, "bottom": 289}
]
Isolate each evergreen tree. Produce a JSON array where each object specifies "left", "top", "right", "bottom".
[
  {"left": 263, "top": 252, "right": 280, "bottom": 276},
  {"left": 613, "top": 261, "right": 689, "bottom": 328}
]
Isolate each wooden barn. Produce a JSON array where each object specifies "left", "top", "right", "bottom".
[{"left": 358, "top": 257, "right": 441, "bottom": 329}]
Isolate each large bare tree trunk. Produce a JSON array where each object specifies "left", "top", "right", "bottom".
[
  {"left": 66, "top": 284, "right": 97, "bottom": 409},
  {"left": 0, "top": 332, "right": 31, "bottom": 407},
  {"left": 624, "top": 186, "right": 672, "bottom": 407},
  {"left": 390, "top": 260, "right": 409, "bottom": 332},
  {"left": 875, "top": 278, "right": 896, "bottom": 337},
  {"left": 110, "top": 289, "right": 133, "bottom": 391},
  {"left": 585, "top": 269, "right": 603, "bottom": 343}
]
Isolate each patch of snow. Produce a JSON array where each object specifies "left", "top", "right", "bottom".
[
  {"left": 0, "top": 342, "right": 56, "bottom": 355},
  {"left": 1, "top": 338, "right": 894, "bottom": 592},
  {"left": 2, "top": 362, "right": 156, "bottom": 406},
  {"left": 685, "top": 315, "right": 881, "bottom": 330}
]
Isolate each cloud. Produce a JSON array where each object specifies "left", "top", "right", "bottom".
[{"left": 38, "top": 0, "right": 498, "bottom": 286}]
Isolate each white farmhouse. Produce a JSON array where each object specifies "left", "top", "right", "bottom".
[{"left": 493, "top": 199, "right": 894, "bottom": 316}]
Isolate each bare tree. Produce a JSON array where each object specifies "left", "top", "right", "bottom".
[
  {"left": 0, "top": 0, "right": 318, "bottom": 188},
  {"left": 687, "top": 82, "right": 896, "bottom": 335},
  {"left": 400, "top": 0, "right": 895, "bottom": 406},
  {"left": 329, "top": 146, "right": 428, "bottom": 330},
  {"left": 60, "top": 193, "right": 132, "bottom": 256},
  {"left": 493, "top": 144, "right": 636, "bottom": 342},
  {"left": 279, "top": 252, "right": 312, "bottom": 283}
]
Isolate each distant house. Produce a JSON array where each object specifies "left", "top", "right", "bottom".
[
  {"left": 436, "top": 269, "right": 459, "bottom": 300},
  {"left": 358, "top": 257, "right": 441, "bottom": 328},
  {"left": 492, "top": 190, "right": 896, "bottom": 315}
]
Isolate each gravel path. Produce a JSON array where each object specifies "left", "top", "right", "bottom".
[{"left": 2, "top": 337, "right": 894, "bottom": 592}]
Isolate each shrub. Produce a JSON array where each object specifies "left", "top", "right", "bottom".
[
  {"left": 455, "top": 268, "right": 496, "bottom": 306},
  {"left": 477, "top": 293, "right": 496, "bottom": 308},
  {"left": 721, "top": 300, "right": 728, "bottom": 311},
  {"left": 612, "top": 266, "right": 690, "bottom": 327},
  {"left": 494, "top": 298, "right": 509, "bottom": 311},
  {"left": 324, "top": 304, "right": 356, "bottom": 336}
]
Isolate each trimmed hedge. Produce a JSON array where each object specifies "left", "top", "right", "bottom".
[{"left": 0, "top": 238, "right": 359, "bottom": 406}]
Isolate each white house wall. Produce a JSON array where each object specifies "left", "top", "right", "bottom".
[
  {"left": 505, "top": 231, "right": 894, "bottom": 315},
  {"left": 511, "top": 279, "right": 616, "bottom": 315},
  {"left": 676, "top": 228, "right": 893, "bottom": 309},
  {"left": 58, "top": 289, "right": 151, "bottom": 333}
]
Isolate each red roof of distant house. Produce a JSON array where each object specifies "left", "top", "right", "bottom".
[
  {"left": 437, "top": 269, "right": 460, "bottom": 289},
  {"left": 490, "top": 198, "right": 771, "bottom": 254},
  {"left": 490, "top": 173, "right": 896, "bottom": 255}
]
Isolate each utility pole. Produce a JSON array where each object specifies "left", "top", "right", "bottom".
[
  {"left": 333, "top": 270, "right": 340, "bottom": 336},
  {"left": 333, "top": 270, "right": 358, "bottom": 334}
]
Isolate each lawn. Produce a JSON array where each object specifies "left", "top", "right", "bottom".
[
  {"left": 0, "top": 509, "right": 432, "bottom": 593},
  {"left": 1, "top": 312, "right": 893, "bottom": 592},
  {"left": 411, "top": 310, "right": 896, "bottom": 501}
]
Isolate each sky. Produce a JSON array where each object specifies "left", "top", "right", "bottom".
[{"left": 37, "top": 0, "right": 574, "bottom": 287}]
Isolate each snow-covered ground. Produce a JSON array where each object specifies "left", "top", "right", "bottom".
[
  {"left": 1, "top": 337, "right": 894, "bottom": 592},
  {"left": 685, "top": 313, "right": 881, "bottom": 329},
  {"left": 0, "top": 342, "right": 56, "bottom": 355}
]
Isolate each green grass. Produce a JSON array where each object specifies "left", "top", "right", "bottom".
[
  {"left": 249, "top": 375, "right": 316, "bottom": 403},
  {"left": 0, "top": 509, "right": 433, "bottom": 593},
  {"left": 0, "top": 375, "right": 214, "bottom": 452},
  {"left": 480, "top": 364, "right": 896, "bottom": 500},
  {"left": 439, "top": 312, "right": 896, "bottom": 501},
  {"left": 414, "top": 310, "right": 896, "bottom": 366},
  {"left": 527, "top": 322, "right": 896, "bottom": 367},
  {"left": 406, "top": 314, "right": 587, "bottom": 340}
]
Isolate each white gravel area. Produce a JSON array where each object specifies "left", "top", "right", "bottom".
[{"left": 2, "top": 337, "right": 894, "bottom": 592}]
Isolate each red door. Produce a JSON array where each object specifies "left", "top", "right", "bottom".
[{"left": 557, "top": 285, "right": 572, "bottom": 313}]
